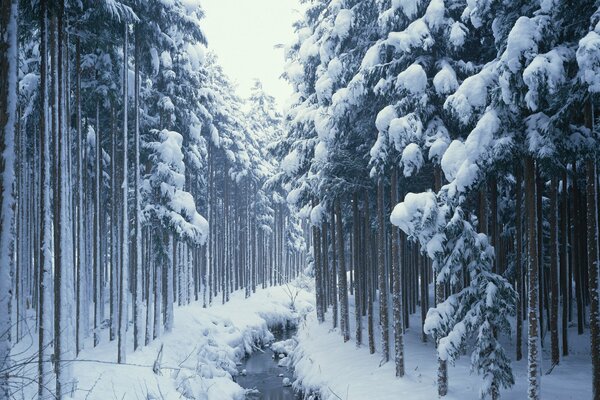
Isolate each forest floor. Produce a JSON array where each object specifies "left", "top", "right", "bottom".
[
  {"left": 292, "top": 287, "right": 593, "bottom": 400},
  {"left": 11, "top": 279, "right": 314, "bottom": 400},
  {"left": 11, "top": 280, "right": 592, "bottom": 400}
]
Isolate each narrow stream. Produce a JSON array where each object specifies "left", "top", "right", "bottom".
[{"left": 236, "top": 326, "right": 302, "bottom": 399}]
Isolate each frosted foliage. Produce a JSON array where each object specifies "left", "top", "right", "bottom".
[
  {"left": 441, "top": 110, "right": 499, "bottom": 193},
  {"left": 361, "top": 42, "right": 382, "bottom": 69},
  {"left": 433, "top": 63, "right": 458, "bottom": 95},
  {"left": 286, "top": 61, "right": 305, "bottom": 84},
  {"left": 375, "top": 105, "right": 398, "bottom": 132},
  {"left": 394, "top": 0, "right": 424, "bottom": 18},
  {"left": 282, "top": 149, "right": 301, "bottom": 175},
  {"left": 449, "top": 22, "right": 467, "bottom": 47},
  {"left": 444, "top": 64, "right": 495, "bottom": 124},
  {"left": 424, "top": 0, "right": 445, "bottom": 29},
  {"left": 310, "top": 203, "right": 324, "bottom": 226},
  {"left": 523, "top": 50, "right": 565, "bottom": 111},
  {"left": 577, "top": 31, "right": 600, "bottom": 93},
  {"left": 441, "top": 140, "right": 467, "bottom": 181},
  {"left": 314, "top": 141, "right": 328, "bottom": 163},
  {"left": 160, "top": 50, "right": 173, "bottom": 69},
  {"left": 390, "top": 191, "right": 439, "bottom": 236},
  {"left": 185, "top": 43, "right": 206, "bottom": 71},
  {"left": 397, "top": 64, "right": 428, "bottom": 94},
  {"left": 299, "top": 36, "right": 319, "bottom": 63},
  {"left": 316, "top": 74, "right": 334, "bottom": 101},
  {"left": 314, "top": 112, "right": 332, "bottom": 141},
  {"left": 147, "top": 130, "right": 208, "bottom": 244},
  {"left": 387, "top": 20, "right": 433, "bottom": 52},
  {"left": 526, "top": 112, "right": 554, "bottom": 157},
  {"left": 429, "top": 137, "right": 450, "bottom": 162},
  {"left": 500, "top": 17, "right": 542, "bottom": 74},
  {"left": 389, "top": 113, "right": 423, "bottom": 152},
  {"left": 401, "top": 143, "right": 424, "bottom": 176},
  {"left": 150, "top": 47, "right": 160, "bottom": 75},
  {"left": 327, "top": 57, "right": 343, "bottom": 80},
  {"left": 333, "top": 9, "right": 354, "bottom": 39}
]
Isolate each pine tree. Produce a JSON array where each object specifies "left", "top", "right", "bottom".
[{"left": 0, "top": 0, "right": 18, "bottom": 397}]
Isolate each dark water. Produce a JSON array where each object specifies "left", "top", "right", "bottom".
[{"left": 236, "top": 326, "right": 302, "bottom": 400}]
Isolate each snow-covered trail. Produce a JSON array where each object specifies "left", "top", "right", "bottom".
[
  {"left": 292, "top": 291, "right": 592, "bottom": 400},
  {"left": 11, "top": 280, "right": 314, "bottom": 400}
]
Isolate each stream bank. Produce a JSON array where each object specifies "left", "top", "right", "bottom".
[{"left": 237, "top": 324, "right": 303, "bottom": 399}]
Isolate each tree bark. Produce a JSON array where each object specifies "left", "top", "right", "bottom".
[
  {"left": 377, "top": 178, "right": 389, "bottom": 362},
  {"left": 525, "top": 155, "right": 540, "bottom": 400},
  {"left": 0, "top": 0, "right": 17, "bottom": 397},
  {"left": 516, "top": 161, "right": 524, "bottom": 361},
  {"left": 584, "top": 101, "right": 600, "bottom": 400},
  {"left": 391, "top": 167, "right": 404, "bottom": 377}
]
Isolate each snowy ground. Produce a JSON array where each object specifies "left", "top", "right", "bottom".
[
  {"left": 11, "top": 279, "right": 313, "bottom": 400},
  {"left": 292, "top": 290, "right": 593, "bottom": 400},
  {"left": 11, "top": 279, "right": 592, "bottom": 400}
]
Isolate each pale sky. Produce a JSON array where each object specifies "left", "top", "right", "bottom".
[{"left": 200, "top": 0, "right": 302, "bottom": 108}]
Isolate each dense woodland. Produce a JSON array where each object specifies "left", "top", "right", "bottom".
[
  {"left": 2, "top": 0, "right": 600, "bottom": 400},
  {"left": 0, "top": 1, "right": 306, "bottom": 399},
  {"left": 280, "top": 0, "right": 600, "bottom": 399}
]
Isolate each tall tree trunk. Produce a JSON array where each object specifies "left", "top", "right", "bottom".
[
  {"left": 377, "top": 178, "right": 389, "bottom": 362},
  {"left": 365, "top": 190, "right": 375, "bottom": 354},
  {"left": 75, "top": 36, "right": 85, "bottom": 356},
  {"left": 132, "top": 26, "right": 143, "bottom": 351},
  {"left": 584, "top": 101, "right": 600, "bottom": 400},
  {"left": 118, "top": 22, "right": 129, "bottom": 364},
  {"left": 391, "top": 167, "right": 404, "bottom": 377},
  {"left": 313, "top": 201, "right": 324, "bottom": 323},
  {"left": 94, "top": 102, "right": 102, "bottom": 346},
  {"left": 550, "top": 176, "right": 560, "bottom": 366},
  {"left": 572, "top": 162, "right": 585, "bottom": 335},
  {"left": 38, "top": 2, "right": 55, "bottom": 395},
  {"left": 54, "top": 5, "right": 74, "bottom": 394},
  {"left": 0, "top": 0, "right": 17, "bottom": 397},
  {"left": 330, "top": 205, "right": 338, "bottom": 329},
  {"left": 525, "top": 155, "right": 540, "bottom": 400},
  {"left": 434, "top": 166, "right": 447, "bottom": 395},
  {"left": 335, "top": 200, "right": 349, "bottom": 342},
  {"left": 560, "top": 171, "right": 569, "bottom": 356},
  {"left": 353, "top": 193, "right": 362, "bottom": 346},
  {"left": 516, "top": 161, "right": 524, "bottom": 361}
]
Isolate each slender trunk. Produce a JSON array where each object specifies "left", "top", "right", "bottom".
[
  {"left": 525, "top": 156, "right": 540, "bottom": 400},
  {"left": 365, "top": 190, "right": 375, "bottom": 354},
  {"left": 353, "top": 193, "right": 362, "bottom": 346},
  {"left": 550, "top": 176, "right": 560, "bottom": 365},
  {"left": 133, "top": 26, "right": 143, "bottom": 351},
  {"left": 560, "top": 170, "right": 569, "bottom": 356},
  {"left": 572, "top": 163, "right": 585, "bottom": 335},
  {"left": 0, "top": 0, "right": 18, "bottom": 397},
  {"left": 313, "top": 202, "right": 324, "bottom": 323},
  {"left": 335, "top": 200, "right": 349, "bottom": 342},
  {"left": 516, "top": 161, "right": 524, "bottom": 361},
  {"left": 75, "top": 36, "right": 85, "bottom": 356},
  {"left": 377, "top": 179, "right": 389, "bottom": 362},
  {"left": 391, "top": 167, "right": 404, "bottom": 377},
  {"left": 434, "top": 166, "right": 447, "bottom": 395},
  {"left": 118, "top": 22, "right": 129, "bottom": 363},
  {"left": 94, "top": 102, "right": 102, "bottom": 346},
  {"left": 330, "top": 205, "right": 338, "bottom": 329},
  {"left": 585, "top": 101, "right": 600, "bottom": 400},
  {"left": 38, "top": 2, "right": 54, "bottom": 395}
]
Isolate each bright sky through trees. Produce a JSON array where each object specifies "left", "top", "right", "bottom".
[{"left": 201, "top": 0, "right": 302, "bottom": 107}]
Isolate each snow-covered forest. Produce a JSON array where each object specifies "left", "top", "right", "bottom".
[{"left": 0, "top": 0, "right": 599, "bottom": 399}]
